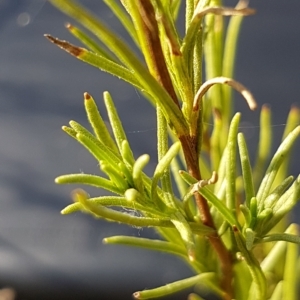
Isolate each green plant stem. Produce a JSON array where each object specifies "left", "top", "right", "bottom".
[
  {"left": 141, "top": 1, "right": 235, "bottom": 295},
  {"left": 179, "top": 133, "right": 233, "bottom": 299},
  {"left": 136, "top": 0, "right": 234, "bottom": 293}
]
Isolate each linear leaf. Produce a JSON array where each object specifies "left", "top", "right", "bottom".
[
  {"left": 196, "top": 185, "right": 239, "bottom": 228},
  {"left": 151, "top": 142, "right": 181, "bottom": 208},
  {"left": 103, "top": 92, "right": 131, "bottom": 157},
  {"left": 256, "top": 126, "right": 300, "bottom": 211},
  {"left": 65, "top": 23, "right": 115, "bottom": 60},
  {"left": 55, "top": 174, "right": 122, "bottom": 195},
  {"left": 238, "top": 133, "right": 255, "bottom": 207},
  {"left": 226, "top": 113, "right": 240, "bottom": 210},
  {"left": 84, "top": 92, "right": 119, "bottom": 154},
  {"left": 253, "top": 105, "right": 272, "bottom": 189},
  {"left": 103, "top": 0, "right": 139, "bottom": 46},
  {"left": 45, "top": 35, "right": 145, "bottom": 93},
  {"left": 133, "top": 273, "right": 217, "bottom": 299}
]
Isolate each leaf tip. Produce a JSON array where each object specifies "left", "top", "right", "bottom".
[
  {"left": 84, "top": 92, "right": 91, "bottom": 100},
  {"left": 188, "top": 250, "right": 196, "bottom": 262},
  {"left": 71, "top": 188, "right": 88, "bottom": 203},
  {"left": 61, "top": 208, "right": 67, "bottom": 215},
  {"left": 44, "top": 34, "right": 84, "bottom": 57},
  {"left": 232, "top": 225, "right": 239, "bottom": 232},
  {"left": 65, "top": 22, "right": 73, "bottom": 29},
  {"left": 132, "top": 292, "right": 141, "bottom": 299}
]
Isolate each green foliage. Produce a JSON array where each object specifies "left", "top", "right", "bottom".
[{"left": 47, "top": 1, "right": 300, "bottom": 299}]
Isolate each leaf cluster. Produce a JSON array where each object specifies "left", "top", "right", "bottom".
[{"left": 47, "top": 1, "right": 300, "bottom": 299}]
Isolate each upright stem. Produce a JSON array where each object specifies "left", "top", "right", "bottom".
[
  {"left": 180, "top": 134, "right": 233, "bottom": 299},
  {"left": 136, "top": 1, "right": 233, "bottom": 298}
]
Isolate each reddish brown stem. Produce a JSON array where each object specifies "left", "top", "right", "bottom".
[
  {"left": 137, "top": 0, "right": 179, "bottom": 108},
  {"left": 180, "top": 134, "right": 233, "bottom": 298}
]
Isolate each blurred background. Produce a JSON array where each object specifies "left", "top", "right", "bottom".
[{"left": 0, "top": 0, "right": 299, "bottom": 299}]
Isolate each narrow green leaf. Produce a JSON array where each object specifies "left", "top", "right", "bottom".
[
  {"left": 84, "top": 92, "right": 119, "bottom": 154},
  {"left": 62, "top": 191, "right": 162, "bottom": 217},
  {"left": 72, "top": 188, "right": 170, "bottom": 226},
  {"left": 255, "top": 208, "right": 273, "bottom": 234},
  {"left": 61, "top": 196, "right": 129, "bottom": 214},
  {"left": 240, "top": 204, "right": 251, "bottom": 227},
  {"left": 187, "top": 293, "right": 204, "bottom": 300},
  {"left": 185, "top": 0, "right": 196, "bottom": 32},
  {"left": 263, "top": 175, "right": 294, "bottom": 209},
  {"left": 275, "top": 106, "right": 300, "bottom": 184},
  {"left": 100, "top": 161, "right": 129, "bottom": 190},
  {"left": 222, "top": 5, "right": 253, "bottom": 119},
  {"left": 238, "top": 133, "right": 255, "bottom": 207},
  {"left": 260, "top": 226, "right": 296, "bottom": 272},
  {"left": 233, "top": 226, "right": 267, "bottom": 300},
  {"left": 171, "top": 212, "right": 196, "bottom": 261},
  {"left": 124, "top": 189, "right": 158, "bottom": 214},
  {"left": 71, "top": 189, "right": 214, "bottom": 234},
  {"left": 103, "top": 91, "right": 129, "bottom": 154},
  {"left": 256, "top": 126, "right": 300, "bottom": 211},
  {"left": 179, "top": 170, "right": 198, "bottom": 185},
  {"left": 182, "top": 184, "right": 197, "bottom": 221},
  {"left": 245, "top": 227, "right": 256, "bottom": 250},
  {"left": 157, "top": 107, "right": 175, "bottom": 207},
  {"left": 196, "top": 185, "right": 239, "bottom": 229},
  {"left": 282, "top": 224, "right": 299, "bottom": 300},
  {"left": 249, "top": 197, "right": 258, "bottom": 227},
  {"left": 76, "top": 133, "right": 121, "bottom": 170},
  {"left": 65, "top": 23, "right": 115, "bottom": 60},
  {"left": 182, "top": 0, "right": 210, "bottom": 58},
  {"left": 170, "top": 157, "right": 188, "bottom": 199},
  {"left": 119, "top": 161, "right": 134, "bottom": 186},
  {"left": 69, "top": 120, "right": 93, "bottom": 136},
  {"left": 169, "top": 0, "right": 182, "bottom": 21},
  {"left": 262, "top": 176, "right": 300, "bottom": 234},
  {"left": 210, "top": 110, "right": 223, "bottom": 171},
  {"left": 68, "top": 121, "right": 123, "bottom": 169},
  {"left": 155, "top": 226, "right": 185, "bottom": 246},
  {"left": 133, "top": 273, "right": 216, "bottom": 299},
  {"left": 121, "top": 140, "right": 135, "bottom": 167},
  {"left": 132, "top": 154, "right": 150, "bottom": 194},
  {"left": 103, "top": 236, "right": 187, "bottom": 258},
  {"left": 259, "top": 233, "right": 300, "bottom": 245},
  {"left": 214, "top": 145, "right": 227, "bottom": 196},
  {"left": 269, "top": 281, "right": 283, "bottom": 300},
  {"left": 55, "top": 174, "right": 123, "bottom": 195},
  {"left": 44, "top": 35, "right": 146, "bottom": 94},
  {"left": 48, "top": 0, "right": 139, "bottom": 68},
  {"left": 203, "top": 14, "right": 223, "bottom": 113},
  {"left": 151, "top": 141, "right": 181, "bottom": 208},
  {"left": 62, "top": 125, "right": 77, "bottom": 138},
  {"left": 253, "top": 105, "right": 272, "bottom": 189},
  {"left": 226, "top": 113, "right": 240, "bottom": 210},
  {"left": 103, "top": 0, "right": 139, "bottom": 46},
  {"left": 272, "top": 175, "right": 300, "bottom": 214},
  {"left": 282, "top": 106, "right": 300, "bottom": 140},
  {"left": 234, "top": 261, "right": 252, "bottom": 300},
  {"left": 261, "top": 243, "right": 286, "bottom": 273}
]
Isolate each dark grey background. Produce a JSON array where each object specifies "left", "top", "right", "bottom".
[{"left": 0, "top": 1, "right": 299, "bottom": 299}]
